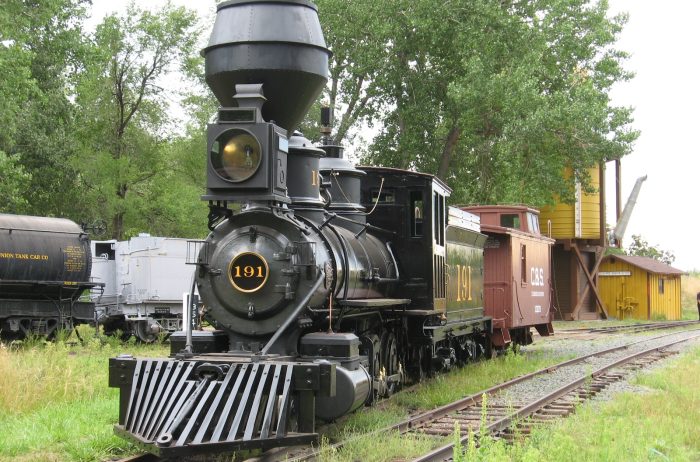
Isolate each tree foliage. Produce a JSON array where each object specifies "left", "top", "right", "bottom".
[
  {"left": 72, "top": 3, "right": 201, "bottom": 239},
  {"left": 0, "top": 0, "right": 90, "bottom": 216},
  {"left": 0, "top": 151, "right": 31, "bottom": 213},
  {"left": 314, "top": 0, "right": 638, "bottom": 206},
  {"left": 626, "top": 234, "right": 676, "bottom": 266}
]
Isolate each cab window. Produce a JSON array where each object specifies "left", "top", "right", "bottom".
[
  {"left": 433, "top": 192, "right": 445, "bottom": 246},
  {"left": 410, "top": 191, "right": 423, "bottom": 237}
]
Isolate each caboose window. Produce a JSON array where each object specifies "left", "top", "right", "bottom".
[
  {"left": 500, "top": 214, "right": 521, "bottom": 229},
  {"left": 527, "top": 212, "right": 540, "bottom": 234},
  {"left": 410, "top": 191, "right": 423, "bottom": 237},
  {"left": 520, "top": 244, "right": 527, "bottom": 284}
]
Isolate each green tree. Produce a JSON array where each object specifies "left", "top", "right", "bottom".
[
  {"left": 314, "top": 0, "right": 637, "bottom": 206},
  {"left": 626, "top": 234, "right": 676, "bottom": 266},
  {"left": 73, "top": 3, "right": 200, "bottom": 239},
  {"left": 0, "top": 151, "right": 32, "bottom": 213},
  {"left": 312, "top": 0, "right": 390, "bottom": 145},
  {"left": 0, "top": 0, "right": 90, "bottom": 216}
]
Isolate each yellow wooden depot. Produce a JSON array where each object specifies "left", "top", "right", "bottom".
[{"left": 598, "top": 255, "right": 683, "bottom": 320}]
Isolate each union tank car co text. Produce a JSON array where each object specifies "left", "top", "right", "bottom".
[{"left": 107, "top": 0, "right": 553, "bottom": 458}]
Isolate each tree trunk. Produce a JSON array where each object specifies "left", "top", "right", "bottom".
[
  {"left": 112, "top": 211, "right": 124, "bottom": 240},
  {"left": 437, "top": 125, "right": 461, "bottom": 180},
  {"left": 112, "top": 183, "right": 128, "bottom": 239}
]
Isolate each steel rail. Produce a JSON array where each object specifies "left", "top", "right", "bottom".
[{"left": 413, "top": 330, "right": 700, "bottom": 462}]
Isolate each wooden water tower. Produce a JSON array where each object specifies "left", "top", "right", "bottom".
[{"left": 539, "top": 165, "right": 610, "bottom": 320}]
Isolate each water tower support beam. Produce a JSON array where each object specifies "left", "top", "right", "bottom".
[{"left": 570, "top": 244, "right": 609, "bottom": 319}]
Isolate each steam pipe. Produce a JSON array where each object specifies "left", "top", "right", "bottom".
[{"left": 260, "top": 272, "right": 324, "bottom": 355}]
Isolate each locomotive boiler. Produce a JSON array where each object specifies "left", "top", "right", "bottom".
[
  {"left": 108, "top": 0, "right": 492, "bottom": 457},
  {"left": 0, "top": 213, "right": 100, "bottom": 339}
]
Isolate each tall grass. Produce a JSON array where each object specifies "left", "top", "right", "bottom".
[{"left": 0, "top": 326, "right": 167, "bottom": 461}]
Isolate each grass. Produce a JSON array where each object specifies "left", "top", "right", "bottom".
[
  {"left": 3, "top": 322, "right": 695, "bottom": 462},
  {"left": 452, "top": 344, "right": 700, "bottom": 461},
  {"left": 0, "top": 326, "right": 168, "bottom": 462},
  {"left": 316, "top": 431, "right": 443, "bottom": 462}
]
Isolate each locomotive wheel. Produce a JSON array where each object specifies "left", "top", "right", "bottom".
[{"left": 381, "top": 332, "right": 400, "bottom": 397}]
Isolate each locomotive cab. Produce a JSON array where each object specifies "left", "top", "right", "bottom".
[{"left": 358, "top": 167, "right": 451, "bottom": 311}]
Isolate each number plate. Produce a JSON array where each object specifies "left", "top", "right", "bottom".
[{"left": 228, "top": 252, "right": 269, "bottom": 293}]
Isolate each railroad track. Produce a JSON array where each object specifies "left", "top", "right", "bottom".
[
  {"left": 555, "top": 320, "right": 699, "bottom": 335},
  {"left": 412, "top": 329, "right": 700, "bottom": 462},
  {"left": 278, "top": 328, "right": 700, "bottom": 462}
]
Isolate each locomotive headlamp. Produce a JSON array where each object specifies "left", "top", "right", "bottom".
[
  {"left": 204, "top": 84, "right": 290, "bottom": 203},
  {"left": 210, "top": 129, "right": 262, "bottom": 183}
]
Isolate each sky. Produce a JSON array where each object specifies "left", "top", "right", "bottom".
[
  {"left": 89, "top": 1, "right": 700, "bottom": 270},
  {"left": 606, "top": 0, "right": 700, "bottom": 271}
]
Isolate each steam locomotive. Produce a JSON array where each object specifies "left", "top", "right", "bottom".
[{"left": 108, "top": 0, "right": 551, "bottom": 457}]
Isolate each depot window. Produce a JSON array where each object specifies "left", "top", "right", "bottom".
[{"left": 658, "top": 278, "right": 665, "bottom": 294}]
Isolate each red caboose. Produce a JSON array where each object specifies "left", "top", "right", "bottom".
[{"left": 462, "top": 205, "right": 555, "bottom": 348}]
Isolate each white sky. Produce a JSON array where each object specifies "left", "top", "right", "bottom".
[
  {"left": 606, "top": 0, "right": 700, "bottom": 271},
  {"left": 89, "top": 1, "right": 699, "bottom": 270}
]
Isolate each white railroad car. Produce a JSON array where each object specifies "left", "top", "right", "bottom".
[{"left": 91, "top": 234, "right": 195, "bottom": 342}]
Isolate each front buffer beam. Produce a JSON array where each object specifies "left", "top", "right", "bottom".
[{"left": 109, "top": 356, "right": 335, "bottom": 457}]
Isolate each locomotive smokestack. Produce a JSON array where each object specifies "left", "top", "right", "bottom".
[{"left": 202, "top": 0, "right": 331, "bottom": 132}]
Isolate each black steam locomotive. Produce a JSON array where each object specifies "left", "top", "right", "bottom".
[{"left": 108, "top": 0, "right": 492, "bottom": 456}]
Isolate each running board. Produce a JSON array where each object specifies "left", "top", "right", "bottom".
[{"left": 109, "top": 357, "right": 335, "bottom": 457}]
